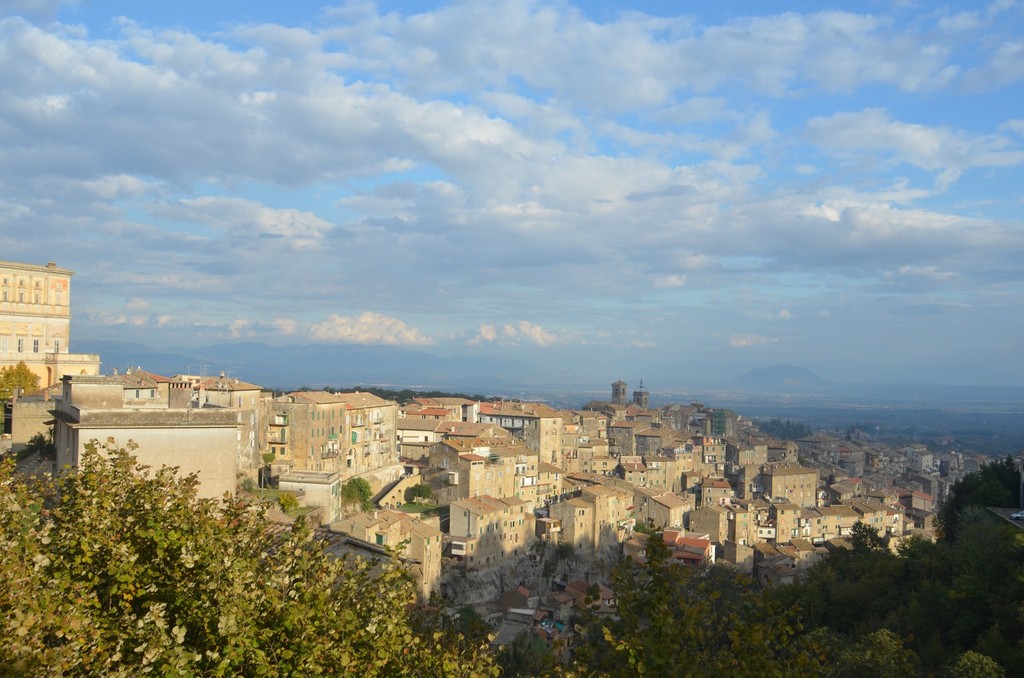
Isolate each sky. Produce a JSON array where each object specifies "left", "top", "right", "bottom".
[{"left": 1, "top": 0, "right": 1023, "bottom": 388}]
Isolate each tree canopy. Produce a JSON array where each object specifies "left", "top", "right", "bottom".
[
  {"left": 755, "top": 417, "right": 812, "bottom": 440},
  {"left": 0, "top": 360, "right": 39, "bottom": 401},
  {"left": 936, "top": 456, "right": 1020, "bottom": 540},
  {"left": 573, "top": 533, "right": 825, "bottom": 676},
  {"left": 342, "top": 477, "right": 374, "bottom": 511},
  {"left": 0, "top": 439, "right": 496, "bottom": 676}
]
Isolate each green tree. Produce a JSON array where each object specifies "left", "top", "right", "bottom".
[
  {"left": 832, "top": 628, "right": 919, "bottom": 677},
  {"left": 0, "top": 439, "right": 497, "bottom": 676},
  {"left": 452, "top": 604, "right": 492, "bottom": 646},
  {"left": 575, "top": 530, "right": 824, "bottom": 675},
  {"left": 277, "top": 491, "right": 300, "bottom": 513},
  {"left": 17, "top": 430, "right": 56, "bottom": 461},
  {"left": 342, "top": 476, "right": 374, "bottom": 511},
  {"left": 937, "top": 456, "right": 1020, "bottom": 541},
  {"left": 849, "top": 521, "right": 886, "bottom": 552},
  {"left": 0, "top": 361, "right": 39, "bottom": 401},
  {"left": 407, "top": 483, "right": 432, "bottom": 502},
  {"left": 944, "top": 651, "right": 1006, "bottom": 678},
  {"left": 0, "top": 361, "right": 40, "bottom": 429},
  {"left": 772, "top": 472, "right": 1024, "bottom": 675},
  {"left": 497, "top": 628, "right": 559, "bottom": 677}
]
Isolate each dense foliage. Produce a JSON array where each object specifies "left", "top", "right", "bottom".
[
  {"left": 936, "top": 455, "right": 1020, "bottom": 540},
  {"left": 407, "top": 483, "right": 432, "bottom": 501},
  {"left": 770, "top": 458, "right": 1024, "bottom": 675},
  {"left": 0, "top": 439, "right": 496, "bottom": 676},
  {"left": 342, "top": 477, "right": 374, "bottom": 511},
  {"left": 755, "top": 417, "right": 812, "bottom": 440},
  {"left": 574, "top": 535, "right": 826, "bottom": 676}
]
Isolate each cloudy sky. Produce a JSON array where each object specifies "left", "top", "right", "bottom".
[{"left": 2, "top": 0, "right": 1022, "bottom": 387}]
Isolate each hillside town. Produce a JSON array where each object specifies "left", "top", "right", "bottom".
[{"left": 0, "top": 259, "right": 1003, "bottom": 648}]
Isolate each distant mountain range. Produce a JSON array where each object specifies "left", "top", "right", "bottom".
[
  {"left": 77, "top": 339, "right": 532, "bottom": 392},
  {"left": 76, "top": 341, "right": 1024, "bottom": 407},
  {"left": 724, "top": 364, "right": 1024, "bottom": 406},
  {"left": 730, "top": 365, "right": 832, "bottom": 391}
]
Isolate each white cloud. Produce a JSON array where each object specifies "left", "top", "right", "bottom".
[
  {"left": 473, "top": 320, "right": 560, "bottom": 347},
  {"left": 729, "top": 335, "right": 779, "bottom": 348},
  {"left": 307, "top": 312, "right": 433, "bottom": 346},
  {"left": 272, "top": 318, "right": 297, "bottom": 336},
  {"left": 653, "top": 275, "right": 686, "bottom": 289},
  {"left": 468, "top": 324, "right": 498, "bottom": 345},
  {"left": 174, "top": 197, "right": 333, "bottom": 251},
  {"left": 501, "top": 321, "right": 558, "bottom": 347},
  {"left": 124, "top": 297, "right": 149, "bottom": 311},
  {"left": 999, "top": 119, "right": 1024, "bottom": 136},
  {"left": 806, "top": 108, "right": 1024, "bottom": 189},
  {"left": 890, "top": 265, "right": 959, "bottom": 281},
  {"left": 229, "top": 318, "right": 252, "bottom": 338}
]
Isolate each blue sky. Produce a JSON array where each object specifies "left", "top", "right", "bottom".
[{"left": 1, "top": 0, "right": 1022, "bottom": 387}]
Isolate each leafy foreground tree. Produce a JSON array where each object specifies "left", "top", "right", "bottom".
[{"left": 0, "top": 439, "right": 496, "bottom": 677}]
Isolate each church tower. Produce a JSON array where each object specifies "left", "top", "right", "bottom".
[
  {"left": 611, "top": 379, "right": 627, "bottom": 405},
  {"left": 632, "top": 380, "right": 649, "bottom": 408}
]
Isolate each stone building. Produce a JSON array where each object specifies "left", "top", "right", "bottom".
[
  {"left": 331, "top": 510, "right": 444, "bottom": 599},
  {"left": 181, "top": 372, "right": 268, "bottom": 476},
  {"left": 425, "top": 437, "right": 540, "bottom": 505},
  {"left": 478, "top": 401, "right": 563, "bottom": 465},
  {"left": 760, "top": 463, "right": 820, "bottom": 508},
  {"left": 268, "top": 390, "right": 398, "bottom": 477},
  {"left": 548, "top": 484, "right": 630, "bottom": 552},
  {"left": 449, "top": 495, "right": 535, "bottom": 569}
]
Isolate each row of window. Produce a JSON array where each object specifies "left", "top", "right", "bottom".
[
  {"left": 0, "top": 338, "right": 60, "bottom": 353},
  {"left": 1, "top": 289, "right": 65, "bottom": 305}
]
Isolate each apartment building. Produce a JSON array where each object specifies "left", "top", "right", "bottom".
[
  {"left": 449, "top": 495, "right": 535, "bottom": 569},
  {"left": 701, "top": 478, "right": 735, "bottom": 506},
  {"left": 408, "top": 396, "right": 479, "bottom": 423},
  {"left": 269, "top": 390, "right": 398, "bottom": 477},
  {"left": 760, "top": 463, "right": 820, "bottom": 508},
  {"left": 559, "top": 410, "right": 608, "bottom": 472},
  {"left": 478, "top": 401, "right": 563, "bottom": 465},
  {"left": 691, "top": 436, "right": 727, "bottom": 477},
  {"left": 548, "top": 484, "right": 630, "bottom": 552},
  {"left": 632, "top": 487, "right": 692, "bottom": 529},
  {"left": 575, "top": 439, "right": 615, "bottom": 476},
  {"left": 426, "top": 437, "right": 541, "bottom": 505}
]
